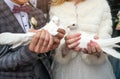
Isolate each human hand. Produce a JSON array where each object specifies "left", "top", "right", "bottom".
[
  {"left": 65, "top": 33, "right": 81, "bottom": 52},
  {"left": 82, "top": 40, "right": 103, "bottom": 57},
  {"left": 51, "top": 28, "right": 66, "bottom": 50},
  {"left": 28, "top": 29, "right": 53, "bottom": 54}
]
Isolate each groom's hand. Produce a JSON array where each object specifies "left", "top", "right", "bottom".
[
  {"left": 28, "top": 29, "right": 53, "bottom": 53},
  {"left": 51, "top": 28, "right": 65, "bottom": 50}
]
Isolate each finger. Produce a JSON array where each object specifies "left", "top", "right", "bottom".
[
  {"left": 93, "top": 41, "right": 102, "bottom": 53},
  {"left": 46, "top": 33, "right": 54, "bottom": 51},
  {"left": 90, "top": 41, "right": 97, "bottom": 53},
  {"left": 66, "top": 36, "right": 80, "bottom": 45},
  {"left": 35, "top": 30, "right": 46, "bottom": 53},
  {"left": 57, "top": 28, "right": 66, "bottom": 35},
  {"left": 65, "top": 33, "right": 81, "bottom": 40},
  {"left": 93, "top": 42, "right": 101, "bottom": 57},
  {"left": 51, "top": 43, "right": 59, "bottom": 50},
  {"left": 55, "top": 32, "right": 65, "bottom": 39},
  {"left": 53, "top": 36, "right": 60, "bottom": 44},
  {"left": 51, "top": 37, "right": 60, "bottom": 49},
  {"left": 82, "top": 48, "right": 88, "bottom": 54},
  {"left": 67, "top": 41, "right": 80, "bottom": 49},
  {"left": 87, "top": 41, "right": 92, "bottom": 54},
  {"left": 40, "top": 30, "right": 50, "bottom": 53},
  {"left": 29, "top": 31, "right": 41, "bottom": 52},
  {"left": 91, "top": 47, "right": 96, "bottom": 54},
  {"left": 42, "top": 31, "right": 50, "bottom": 47}
]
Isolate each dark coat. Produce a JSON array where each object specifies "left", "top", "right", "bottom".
[{"left": 0, "top": 0, "right": 52, "bottom": 79}]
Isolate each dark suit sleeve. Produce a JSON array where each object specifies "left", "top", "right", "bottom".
[
  {"left": 0, "top": 6, "right": 48, "bottom": 70},
  {"left": 0, "top": 45, "right": 39, "bottom": 70}
]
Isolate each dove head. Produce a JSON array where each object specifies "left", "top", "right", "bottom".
[
  {"left": 67, "top": 24, "right": 78, "bottom": 30},
  {"left": 51, "top": 16, "right": 60, "bottom": 26}
]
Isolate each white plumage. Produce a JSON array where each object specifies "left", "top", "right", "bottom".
[
  {"left": 68, "top": 25, "right": 120, "bottom": 59},
  {"left": 79, "top": 31, "right": 120, "bottom": 59},
  {"left": 0, "top": 16, "right": 120, "bottom": 59},
  {"left": 0, "top": 32, "right": 34, "bottom": 48},
  {"left": 50, "top": 1, "right": 116, "bottom": 79},
  {"left": 0, "top": 16, "right": 59, "bottom": 48}
]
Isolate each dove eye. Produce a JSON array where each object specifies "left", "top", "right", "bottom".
[{"left": 72, "top": 24, "right": 75, "bottom": 26}]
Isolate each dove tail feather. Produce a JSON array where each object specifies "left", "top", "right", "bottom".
[
  {"left": 113, "top": 45, "right": 120, "bottom": 48},
  {"left": 102, "top": 48, "right": 120, "bottom": 59},
  {"left": 0, "top": 32, "right": 35, "bottom": 48},
  {"left": 97, "top": 36, "right": 120, "bottom": 47}
]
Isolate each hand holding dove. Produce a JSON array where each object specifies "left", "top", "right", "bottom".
[{"left": 0, "top": 16, "right": 120, "bottom": 59}]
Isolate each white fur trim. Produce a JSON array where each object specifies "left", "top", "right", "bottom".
[
  {"left": 54, "top": 39, "right": 78, "bottom": 64},
  {"left": 80, "top": 53, "right": 106, "bottom": 65},
  {"left": 50, "top": 0, "right": 112, "bottom": 65}
]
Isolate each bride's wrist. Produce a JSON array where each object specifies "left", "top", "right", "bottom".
[
  {"left": 61, "top": 44, "right": 70, "bottom": 57},
  {"left": 93, "top": 50, "right": 104, "bottom": 58}
]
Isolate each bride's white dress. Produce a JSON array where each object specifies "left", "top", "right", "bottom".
[
  {"left": 50, "top": 0, "right": 116, "bottom": 79},
  {"left": 52, "top": 54, "right": 115, "bottom": 79}
]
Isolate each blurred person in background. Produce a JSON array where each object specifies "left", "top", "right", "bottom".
[{"left": 107, "top": 0, "right": 120, "bottom": 79}]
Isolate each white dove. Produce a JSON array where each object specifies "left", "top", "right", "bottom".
[
  {"left": 0, "top": 16, "right": 60, "bottom": 48},
  {"left": 68, "top": 24, "right": 120, "bottom": 59},
  {"left": 0, "top": 17, "right": 120, "bottom": 59}
]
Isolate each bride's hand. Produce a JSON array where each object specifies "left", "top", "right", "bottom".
[
  {"left": 82, "top": 35, "right": 102, "bottom": 57},
  {"left": 64, "top": 33, "right": 81, "bottom": 52},
  {"left": 82, "top": 40, "right": 103, "bottom": 57},
  {"left": 51, "top": 28, "right": 66, "bottom": 50}
]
